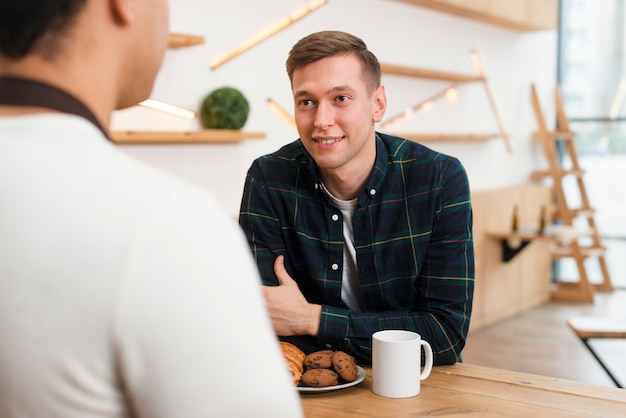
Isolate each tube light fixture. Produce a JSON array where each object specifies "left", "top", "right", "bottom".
[
  {"left": 210, "top": 0, "right": 327, "bottom": 70},
  {"left": 379, "top": 85, "right": 456, "bottom": 129},
  {"left": 470, "top": 50, "right": 484, "bottom": 77},
  {"left": 139, "top": 99, "right": 197, "bottom": 120}
]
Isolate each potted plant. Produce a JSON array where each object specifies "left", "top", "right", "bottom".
[{"left": 200, "top": 86, "right": 250, "bottom": 130}]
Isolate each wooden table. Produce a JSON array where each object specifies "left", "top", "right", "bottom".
[{"left": 300, "top": 363, "right": 626, "bottom": 417}]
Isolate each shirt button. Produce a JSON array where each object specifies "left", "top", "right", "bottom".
[
  {"left": 369, "top": 188, "right": 377, "bottom": 196},
  {"left": 325, "top": 344, "right": 332, "bottom": 349},
  {"left": 331, "top": 214, "right": 339, "bottom": 221},
  {"left": 331, "top": 263, "right": 339, "bottom": 271}
]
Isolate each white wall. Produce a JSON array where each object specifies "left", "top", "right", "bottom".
[{"left": 111, "top": 0, "right": 559, "bottom": 217}]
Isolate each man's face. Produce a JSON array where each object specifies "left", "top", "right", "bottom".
[{"left": 291, "top": 53, "right": 386, "bottom": 179}]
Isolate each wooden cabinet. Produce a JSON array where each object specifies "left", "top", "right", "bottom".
[
  {"left": 470, "top": 183, "right": 553, "bottom": 331},
  {"left": 393, "top": 0, "right": 558, "bottom": 31}
]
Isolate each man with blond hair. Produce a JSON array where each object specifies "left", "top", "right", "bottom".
[{"left": 240, "top": 31, "right": 474, "bottom": 366}]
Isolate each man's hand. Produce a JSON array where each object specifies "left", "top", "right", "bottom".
[{"left": 262, "top": 255, "right": 321, "bottom": 337}]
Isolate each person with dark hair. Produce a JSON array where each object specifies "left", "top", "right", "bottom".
[
  {"left": 0, "top": 1, "right": 302, "bottom": 417},
  {"left": 239, "top": 30, "right": 475, "bottom": 366}
]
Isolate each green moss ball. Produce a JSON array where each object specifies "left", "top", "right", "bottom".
[{"left": 200, "top": 87, "right": 250, "bottom": 130}]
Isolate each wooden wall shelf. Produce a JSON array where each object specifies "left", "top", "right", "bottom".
[
  {"left": 168, "top": 33, "right": 205, "bottom": 49},
  {"left": 110, "top": 130, "right": 266, "bottom": 144},
  {"left": 381, "top": 63, "right": 484, "bottom": 83},
  {"left": 485, "top": 229, "right": 545, "bottom": 241},
  {"left": 385, "top": 132, "right": 497, "bottom": 142},
  {"left": 392, "top": 0, "right": 558, "bottom": 32},
  {"left": 379, "top": 51, "right": 511, "bottom": 151}
]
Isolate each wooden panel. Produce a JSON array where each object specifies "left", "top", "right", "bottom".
[
  {"left": 526, "top": 0, "right": 559, "bottom": 31},
  {"left": 168, "top": 33, "right": 205, "bottom": 49},
  {"left": 384, "top": 132, "right": 497, "bottom": 142},
  {"left": 381, "top": 62, "right": 484, "bottom": 83},
  {"left": 490, "top": 0, "right": 526, "bottom": 24},
  {"left": 392, "top": 0, "right": 558, "bottom": 31},
  {"left": 568, "top": 317, "right": 626, "bottom": 340},
  {"left": 470, "top": 183, "right": 553, "bottom": 331},
  {"left": 301, "top": 364, "right": 626, "bottom": 417},
  {"left": 110, "top": 130, "right": 266, "bottom": 144}
]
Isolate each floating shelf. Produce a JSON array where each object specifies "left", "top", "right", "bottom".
[
  {"left": 381, "top": 63, "right": 484, "bottom": 83},
  {"left": 485, "top": 228, "right": 549, "bottom": 263},
  {"left": 110, "top": 130, "right": 266, "bottom": 144},
  {"left": 168, "top": 33, "right": 205, "bottom": 49},
  {"left": 391, "top": 0, "right": 558, "bottom": 32},
  {"left": 485, "top": 229, "right": 546, "bottom": 241},
  {"left": 379, "top": 51, "right": 511, "bottom": 151},
  {"left": 385, "top": 132, "right": 498, "bottom": 142}
]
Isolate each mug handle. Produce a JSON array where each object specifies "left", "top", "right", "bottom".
[{"left": 420, "top": 340, "right": 433, "bottom": 380}]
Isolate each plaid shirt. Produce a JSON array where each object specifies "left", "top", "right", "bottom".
[{"left": 239, "top": 133, "right": 474, "bottom": 365}]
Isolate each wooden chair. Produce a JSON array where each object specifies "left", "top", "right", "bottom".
[{"left": 567, "top": 316, "right": 626, "bottom": 388}]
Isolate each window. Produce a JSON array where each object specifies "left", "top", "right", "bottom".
[{"left": 558, "top": 0, "right": 626, "bottom": 289}]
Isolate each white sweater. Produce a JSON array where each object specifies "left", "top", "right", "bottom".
[{"left": 0, "top": 114, "right": 302, "bottom": 418}]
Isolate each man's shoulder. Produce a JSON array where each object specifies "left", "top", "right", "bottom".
[
  {"left": 249, "top": 139, "right": 311, "bottom": 171},
  {"left": 376, "top": 132, "right": 460, "bottom": 165}
]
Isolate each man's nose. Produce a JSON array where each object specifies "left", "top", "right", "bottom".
[{"left": 313, "top": 102, "right": 334, "bottom": 128}]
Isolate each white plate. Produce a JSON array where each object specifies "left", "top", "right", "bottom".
[{"left": 298, "top": 365, "right": 366, "bottom": 393}]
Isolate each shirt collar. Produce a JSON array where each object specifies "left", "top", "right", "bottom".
[
  {"left": 0, "top": 76, "right": 109, "bottom": 139},
  {"left": 356, "top": 133, "right": 389, "bottom": 207},
  {"left": 297, "top": 133, "right": 390, "bottom": 207}
]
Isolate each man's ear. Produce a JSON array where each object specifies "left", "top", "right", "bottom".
[
  {"left": 110, "top": 0, "right": 136, "bottom": 25},
  {"left": 372, "top": 85, "right": 387, "bottom": 123}
]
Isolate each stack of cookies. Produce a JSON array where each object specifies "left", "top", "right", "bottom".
[{"left": 301, "top": 350, "right": 358, "bottom": 387}]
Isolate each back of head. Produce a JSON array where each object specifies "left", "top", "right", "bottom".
[
  {"left": 0, "top": 0, "right": 171, "bottom": 118},
  {"left": 0, "top": 0, "right": 87, "bottom": 60},
  {"left": 286, "top": 30, "right": 381, "bottom": 92}
]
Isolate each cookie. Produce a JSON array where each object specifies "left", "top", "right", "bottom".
[
  {"left": 304, "top": 350, "right": 334, "bottom": 370},
  {"left": 301, "top": 368, "right": 339, "bottom": 387},
  {"left": 332, "top": 351, "right": 358, "bottom": 382}
]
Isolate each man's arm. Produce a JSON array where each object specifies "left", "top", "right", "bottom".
[{"left": 115, "top": 193, "right": 303, "bottom": 417}]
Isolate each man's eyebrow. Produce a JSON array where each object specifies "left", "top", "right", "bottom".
[
  {"left": 294, "top": 85, "right": 355, "bottom": 98},
  {"left": 293, "top": 89, "right": 311, "bottom": 98}
]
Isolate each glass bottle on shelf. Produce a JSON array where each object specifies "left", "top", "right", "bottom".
[
  {"left": 538, "top": 205, "right": 546, "bottom": 235},
  {"left": 511, "top": 204, "right": 519, "bottom": 232}
]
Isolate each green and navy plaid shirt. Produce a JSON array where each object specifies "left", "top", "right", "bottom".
[{"left": 239, "top": 132, "right": 474, "bottom": 365}]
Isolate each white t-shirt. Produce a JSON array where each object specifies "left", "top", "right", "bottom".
[
  {"left": 321, "top": 184, "right": 365, "bottom": 312},
  {"left": 0, "top": 114, "right": 303, "bottom": 418}
]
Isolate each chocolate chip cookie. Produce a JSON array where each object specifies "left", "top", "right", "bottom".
[
  {"left": 332, "top": 351, "right": 358, "bottom": 382},
  {"left": 304, "top": 350, "right": 334, "bottom": 370},
  {"left": 301, "top": 368, "right": 339, "bottom": 387}
]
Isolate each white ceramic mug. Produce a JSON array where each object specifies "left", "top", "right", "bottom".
[{"left": 372, "top": 330, "right": 433, "bottom": 398}]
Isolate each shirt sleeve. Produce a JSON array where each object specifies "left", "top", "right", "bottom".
[{"left": 113, "top": 191, "right": 303, "bottom": 418}]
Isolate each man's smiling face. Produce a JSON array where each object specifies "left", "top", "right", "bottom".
[{"left": 292, "top": 52, "right": 386, "bottom": 180}]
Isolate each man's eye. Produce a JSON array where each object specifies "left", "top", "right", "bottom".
[
  {"left": 299, "top": 99, "right": 313, "bottom": 106},
  {"left": 336, "top": 95, "right": 349, "bottom": 102}
]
